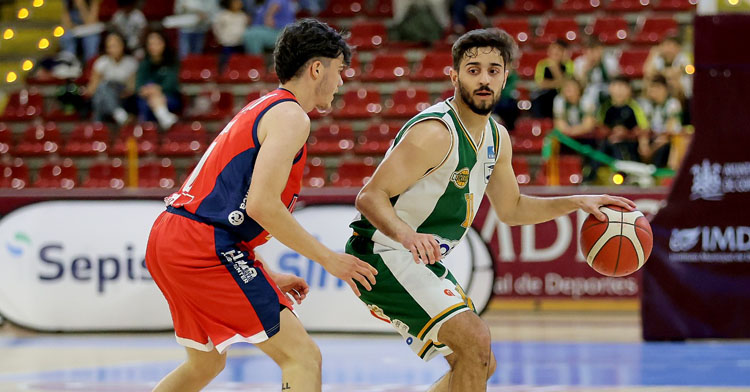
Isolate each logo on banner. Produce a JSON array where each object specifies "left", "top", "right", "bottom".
[
  {"left": 669, "top": 227, "right": 701, "bottom": 252},
  {"left": 690, "top": 159, "right": 750, "bottom": 201},
  {"left": 5, "top": 231, "right": 31, "bottom": 258},
  {"left": 668, "top": 226, "right": 750, "bottom": 263}
]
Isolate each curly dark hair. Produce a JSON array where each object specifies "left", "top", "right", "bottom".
[
  {"left": 452, "top": 28, "right": 518, "bottom": 71},
  {"left": 273, "top": 18, "right": 352, "bottom": 84}
]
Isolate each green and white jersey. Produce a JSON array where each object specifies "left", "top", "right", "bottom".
[{"left": 350, "top": 98, "right": 503, "bottom": 257}]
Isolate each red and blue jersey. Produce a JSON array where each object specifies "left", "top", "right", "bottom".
[{"left": 165, "top": 88, "right": 306, "bottom": 250}]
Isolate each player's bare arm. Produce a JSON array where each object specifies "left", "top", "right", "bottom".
[
  {"left": 486, "top": 126, "right": 636, "bottom": 224},
  {"left": 246, "top": 101, "right": 377, "bottom": 296},
  {"left": 355, "top": 120, "right": 451, "bottom": 264}
]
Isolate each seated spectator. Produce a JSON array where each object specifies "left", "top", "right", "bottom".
[
  {"left": 86, "top": 31, "right": 138, "bottom": 125},
  {"left": 638, "top": 74, "right": 682, "bottom": 168},
  {"left": 644, "top": 36, "right": 692, "bottom": 98},
  {"left": 554, "top": 78, "right": 597, "bottom": 138},
  {"left": 110, "top": 0, "right": 147, "bottom": 57},
  {"left": 532, "top": 40, "right": 574, "bottom": 118},
  {"left": 60, "top": 0, "right": 104, "bottom": 61},
  {"left": 243, "top": 0, "right": 295, "bottom": 55},
  {"left": 450, "top": 0, "right": 498, "bottom": 34},
  {"left": 574, "top": 40, "right": 619, "bottom": 106},
  {"left": 213, "top": 0, "right": 249, "bottom": 70},
  {"left": 392, "top": 0, "right": 446, "bottom": 43},
  {"left": 136, "top": 31, "right": 181, "bottom": 129},
  {"left": 598, "top": 76, "right": 649, "bottom": 162},
  {"left": 174, "top": 0, "right": 219, "bottom": 59},
  {"left": 493, "top": 70, "right": 520, "bottom": 130}
]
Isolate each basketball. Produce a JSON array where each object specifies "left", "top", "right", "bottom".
[{"left": 579, "top": 205, "right": 653, "bottom": 277}]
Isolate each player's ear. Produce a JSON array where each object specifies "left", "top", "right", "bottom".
[
  {"left": 311, "top": 60, "right": 323, "bottom": 79},
  {"left": 449, "top": 68, "right": 458, "bottom": 88}
]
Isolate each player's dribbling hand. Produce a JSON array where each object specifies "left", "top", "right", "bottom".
[
  {"left": 575, "top": 194, "right": 637, "bottom": 221},
  {"left": 323, "top": 253, "right": 378, "bottom": 297},
  {"left": 399, "top": 231, "right": 442, "bottom": 265},
  {"left": 274, "top": 273, "right": 310, "bottom": 304}
]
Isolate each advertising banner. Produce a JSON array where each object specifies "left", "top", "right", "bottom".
[{"left": 641, "top": 15, "right": 750, "bottom": 340}]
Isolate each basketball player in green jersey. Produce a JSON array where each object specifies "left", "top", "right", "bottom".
[{"left": 346, "top": 29, "right": 637, "bottom": 391}]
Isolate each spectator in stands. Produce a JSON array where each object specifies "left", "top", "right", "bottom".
[
  {"left": 110, "top": 0, "right": 147, "bottom": 57},
  {"left": 392, "top": 0, "right": 447, "bottom": 43},
  {"left": 532, "top": 40, "right": 574, "bottom": 118},
  {"left": 574, "top": 40, "right": 619, "bottom": 105},
  {"left": 213, "top": 0, "right": 249, "bottom": 71},
  {"left": 174, "top": 0, "right": 219, "bottom": 59},
  {"left": 493, "top": 70, "right": 520, "bottom": 130},
  {"left": 638, "top": 74, "right": 682, "bottom": 168},
  {"left": 243, "top": 0, "right": 295, "bottom": 55},
  {"left": 60, "top": 0, "right": 104, "bottom": 62},
  {"left": 86, "top": 31, "right": 138, "bottom": 125},
  {"left": 644, "top": 35, "right": 692, "bottom": 111},
  {"left": 554, "top": 78, "right": 597, "bottom": 138},
  {"left": 450, "top": 0, "right": 497, "bottom": 34},
  {"left": 598, "top": 76, "right": 648, "bottom": 162},
  {"left": 136, "top": 30, "right": 181, "bottom": 129}
]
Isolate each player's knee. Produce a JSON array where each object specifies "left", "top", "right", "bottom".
[{"left": 188, "top": 351, "right": 226, "bottom": 380}]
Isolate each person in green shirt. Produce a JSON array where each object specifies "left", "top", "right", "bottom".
[
  {"left": 598, "top": 76, "right": 649, "bottom": 162},
  {"left": 136, "top": 30, "right": 181, "bottom": 129},
  {"left": 532, "top": 40, "right": 574, "bottom": 118}
]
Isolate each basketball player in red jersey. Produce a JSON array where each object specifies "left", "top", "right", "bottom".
[{"left": 145, "top": 19, "right": 377, "bottom": 392}]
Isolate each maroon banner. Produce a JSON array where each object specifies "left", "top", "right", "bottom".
[{"left": 641, "top": 15, "right": 750, "bottom": 340}]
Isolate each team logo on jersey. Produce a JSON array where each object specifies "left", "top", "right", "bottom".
[
  {"left": 228, "top": 210, "right": 245, "bottom": 226},
  {"left": 368, "top": 304, "right": 391, "bottom": 323},
  {"left": 450, "top": 167, "right": 470, "bottom": 189},
  {"left": 484, "top": 162, "right": 495, "bottom": 183}
]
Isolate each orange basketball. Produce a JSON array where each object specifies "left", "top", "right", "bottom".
[{"left": 579, "top": 205, "right": 653, "bottom": 277}]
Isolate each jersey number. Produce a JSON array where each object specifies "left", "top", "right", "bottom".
[{"left": 462, "top": 193, "right": 474, "bottom": 228}]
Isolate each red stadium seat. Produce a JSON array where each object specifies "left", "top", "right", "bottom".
[
  {"left": 342, "top": 54, "right": 362, "bottom": 81},
  {"left": 511, "top": 156, "right": 531, "bottom": 185},
  {"left": 138, "top": 158, "right": 177, "bottom": 188},
  {"left": 383, "top": 88, "right": 431, "bottom": 119},
  {"left": 366, "top": 0, "right": 393, "bottom": 17},
  {"left": 412, "top": 51, "right": 453, "bottom": 81},
  {"left": 63, "top": 122, "right": 110, "bottom": 156},
  {"left": 0, "top": 123, "right": 12, "bottom": 154},
  {"left": 185, "top": 91, "right": 234, "bottom": 121},
  {"left": 333, "top": 89, "right": 382, "bottom": 119},
  {"left": 15, "top": 122, "right": 61, "bottom": 156},
  {"left": 307, "top": 123, "right": 355, "bottom": 155},
  {"left": 330, "top": 158, "right": 377, "bottom": 187},
  {"left": 517, "top": 51, "right": 546, "bottom": 80},
  {"left": 506, "top": 0, "right": 552, "bottom": 14},
  {"left": 179, "top": 55, "right": 218, "bottom": 83},
  {"left": 590, "top": 17, "right": 630, "bottom": 45},
  {"left": 512, "top": 118, "right": 553, "bottom": 153},
  {"left": 619, "top": 49, "right": 650, "bottom": 78},
  {"left": 319, "top": 0, "right": 364, "bottom": 17},
  {"left": 354, "top": 122, "right": 401, "bottom": 155},
  {"left": 98, "top": 0, "right": 117, "bottom": 21},
  {"left": 303, "top": 157, "right": 327, "bottom": 188},
  {"left": 219, "top": 55, "right": 267, "bottom": 83},
  {"left": 556, "top": 0, "right": 601, "bottom": 13},
  {"left": 606, "top": 0, "right": 651, "bottom": 12},
  {"left": 112, "top": 122, "right": 159, "bottom": 155},
  {"left": 362, "top": 53, "right": 409, "bottom": 82},
  {"left": 0, "top": 157, "right": 29, "bottom": 189},
  {"left": 0, "top": 89, "right": 43, "bottom": 121},
  {"left": 144, "top": 0, "right": 174, "bottom": 20},
  {"left": 534, "top": 18, "right": 581, "bottom": 46},
  {"left": 632, "top": 17, "right": 679, "bottom": 45},
  {"left": 34, "top": 158, "right": 78, "bottom": 189},
  {"left": 494, "top": 18, "right": 532, "bottom": 46},
  {"left": 654, "top": 0, "right": 696, "bottom": 11},
  {"left": 83, "top": 158, "right": 126, "bottom": 189},
  {"left": 349, "top": 21, "right": 387, "bottom": 51},
  {"left": 159, "top": 121, "right": 208, "bottom": 156}
]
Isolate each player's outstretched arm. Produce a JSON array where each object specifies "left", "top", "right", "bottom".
[
  {"left": 245, "top": 102, "right": 377, "bottom": 296},
  {"left": 355, "top": 120, "right": 451, "bottom": 265},
  {"left": 486, "top": 126, "right": 636, "bottom": 226}
]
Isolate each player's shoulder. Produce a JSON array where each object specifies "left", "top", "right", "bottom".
[{"left": 406, "top": 118, "right": 452, "bottom": 144}]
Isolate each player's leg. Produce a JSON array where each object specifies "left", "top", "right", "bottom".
[
  {"left": 427, "top": 350, "right": 497, "bottom": 392},
  {"left": 254, "top": 308, "right": 322, "bottom": 392},
  {"left": 153, "top": 347, "right": 227, "bottom": 392}
]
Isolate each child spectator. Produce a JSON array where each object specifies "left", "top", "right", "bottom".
[
  {"left": 86, "top": 31, "right": 138, "bottom": 125},
  {"left": 574, "top": 40, "right": 619, "bottom": 105},
  {"left": 598, "top": 76, "right": 648, "bottom": 162},
  {"left": 638, "top": 74, "right": 682, "bottom": 168},
  {"left": 136, "top": 31, "right": 181, "bottom": 129},
  {"left": 532, "top": 40, "right": 574, "bottom": 118},
  {"left": 110, "top": 0, "right": 147, "bottom": 57},
  {"left": 213, "top": 0, "right": 249, "bottom": 70}
]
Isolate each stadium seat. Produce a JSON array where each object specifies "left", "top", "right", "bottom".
[
  {"left": 494, "top": 18, "right": 532, "bottom": 46},
  {"left": 0, "top": 158, "right": 29, "bottom": 189},
  {"left": 98, "top": 0, "right": 117, "bottom": 21},
  {"left": 411, "top": 51, "right": 453, "bottom": 81},
  {"left": 517, "top": 51, "right": 547, "bottom": 80},
  {"left": 138, "top": 158, "right": 177, "bottom": 188},
  {"left": 366, "top": 0, "right": 393, "bottom": 17},
  {"left": 506, "top": 0, "right": 552, "bottom": 14},
  {"left": 383, "top": 88, "right": 431, "bottom": 119},
  {"left": 218, "top": 55, "right": 267, "bottom": 83},
  {"left": 654, "top": 0, "right": 696, "bottom": 11},
  {"left": 343, "top": 54, "right": 362, "bottom": 81},
  {"left": 0, "top": 89, "right": 43, "bottom": 121},
  {"left": 354, "top": 122, "right": 401, "bottom": 155},
  {"left": 0, "top": 123, "right": 12, "bottom": 155},
  {"left": 185, "top": 91, "right": 234, "bottom": 121},
  {"left": 556, "top": 0, "right": 601, "bottom": 13},
  {"left": 333, "top": 89, "right": 382, "bottom": 119},
  {"left": 590, "top": 17, "right": 630, "bottom": 45},
  {"left": 15, "top": 122, "right": 61, "bottom": 156},
  {"left": 307, "top": 123, "right": 355, "bottom": 155},
  {"left": 619, "top": 49, "right": 650, "bottom": 78},
  {"left": 34, "top": 158, "right": 78, "bottom": 189},
  {"left": 537, "top": 155, "right": 583, "bottom": 185},
  {"left": 179, "top": 55, "right": 218, "bottom": 83},
  {"left": 511, "top": 156, "right": 531, "bottom": 185},
  {"left": 534, "top": 18, "right": 581, "bottom": 46},
  {"left": 361, "top": 53, "right": 409, "bottom": 82},
  {"left": 330, "top": 158, "right": 377, "bottom": 187},
  {"left": 349, "top": 21, "right": 387, "bottom": 50},
  {"left": 512, "top": 118, "right": 553, "bottom": 153},
  {"left": 319, "top": 0, "right": 364, "bottom": 17},
  {"left": 632, "top": 17, "right": 679, "bottom": 45},
  {"left": 63, "top": 122, "right": 110, "bottom": 156},
  {"left": 159, "top": 121, "right": 208, "bottom": 156},
  {"left": 83, "top": 158, "right": 126, "bottom": 189},
  {"left": 303, "top": 157, "right": 327, "bottom": 188},
  {"left": 112, "top": 122, "right": 159, "bottom": 155},
  {"left": 143, "top": 0, "right": 174, "bottom": 20},
  {"left": 606, "top": 0, "right": 651, "bottom": 12}
]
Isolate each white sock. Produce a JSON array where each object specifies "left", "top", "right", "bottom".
[
  {"left": 154, "top": 106, "right": 177, "bottom": 129},
  {"left": 113, "top": 108, "right": 128, "bottom": 125}
]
